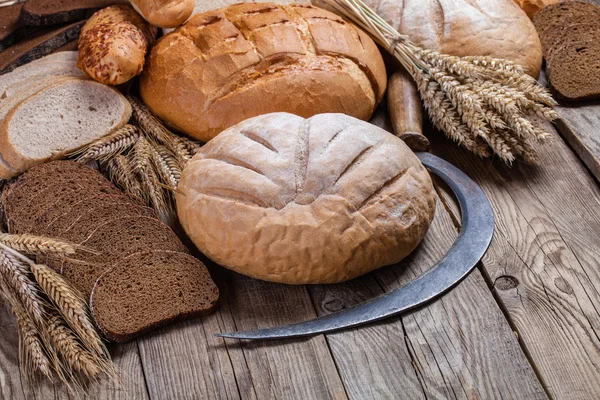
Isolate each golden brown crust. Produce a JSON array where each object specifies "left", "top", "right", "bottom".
[
  {"left": 140, "top": 3, "right": 387, "bottom": 142},
  {"left": 363, "top": 0, "right": 543, "bottom": 77},
  {"left": 513, "top": 0, "right": 560, "bottom": 19},
  {"left": 176, "top": 113, "right": 436, "bottom": 284},
  {"left": 77, "top": 5, "right": 157, "bottom": 85},
  {"left": 129, "top": 0, "right": 194, "bottom": 28}
]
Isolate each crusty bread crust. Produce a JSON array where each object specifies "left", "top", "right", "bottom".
[
  {"left": 363, "top": 0, "right": 542, "bottom": 77},
  {"left": 129, "top": 0, "right": 194, "bottom": 28},
  {"left": 140, "top": 3, "right": 387, "bottom": 142},
  {"left": 176, "top": 113, "right": 436, "bottom": 284}
]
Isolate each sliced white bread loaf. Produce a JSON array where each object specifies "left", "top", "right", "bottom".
[
  {"left": 0, "top": 76, "right": 87, "bottom": 176},
  {"left": 0, "top": 78, "right": 131, "bottom": 177},
  {"left": 0, "top": 51, "right": 83, "bottom": 98}
]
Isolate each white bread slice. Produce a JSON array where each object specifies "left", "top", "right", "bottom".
[
  {"left": 0, "top": 52, "right": 83, "bottom": 99},
  {"left": 0, "top": 75, "right": 85, "bottom": 178},
  {"left": 0, "top": 79, "right": 132, "bottom": 177}
]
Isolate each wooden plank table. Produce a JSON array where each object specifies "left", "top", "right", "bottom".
[{"left": 1, "top": 95, "right": 599, "bottom": 399}]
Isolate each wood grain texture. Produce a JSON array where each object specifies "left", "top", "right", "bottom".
[
  {"left": 554, "top": 103, "right": 600, "bottom": 182},
  {"left": 0, "top": 300, "right": 149, "bottom": 400},
  {"left": 428, "top": 121, "right": 600, "bottom": 399}
]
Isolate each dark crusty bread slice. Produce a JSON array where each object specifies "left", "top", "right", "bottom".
[
  {"left": 547, "top": 37, "right": 600, "bottom": 102},
  {"left": 21, "top": 0, "right": 128, "bottom": 26},
  {"left": 6, "top": 178, "right": 123, "bottom": 234},
  {"left": 540, "top": 22, "right": 600, "bottom": 61},
  {"left": 90, "top": 251, "right": 219, "bottom": 342},
  {"left": 0, "top": 21, "right": 85, "bottom": 75},
  {"left": 0, "top": 4, "right": 25, "bottom": 52},
  {"left": 533, "top": 1, "right": 600, "bottom": 41},
  {"left": 43, "top": 195, "right": 154, "bottom": 235}
]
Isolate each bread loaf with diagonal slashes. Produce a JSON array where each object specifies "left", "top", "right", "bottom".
[
  {"left": 3, "top": 161, "right": 219, "bottom": 342},
  {"left": 176, "top": 113, "right": 436, "bottom": 284},
  {"left": 140, "top": 3, "right": 387, "bottom": 142}
]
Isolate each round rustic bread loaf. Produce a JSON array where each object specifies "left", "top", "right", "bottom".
[
  {"left": 139, "top": 3, "right": 387, "bottom": 142},
  {"left": 176, "top": 113, "right": 436, "bottom": 284}
]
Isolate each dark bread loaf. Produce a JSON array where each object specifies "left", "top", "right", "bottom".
[
  {"left": 21, "top": 0, "right": 128, "bottom": 26},
  {"left": 0, "top": 4, "right": 25, "bottom": 52},
  {"left": 3, "top": 161, "right": 219, "bottom": 341},
  {"left": 0, "top": 21, "right": 86, "bottom": 75},
  {"left": 533, "top": 1, "right": 600, "bottom": 102},
  {"left": 90, "top": 251, "right": 219, "bottom": 342}
]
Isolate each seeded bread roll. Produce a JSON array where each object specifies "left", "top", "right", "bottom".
[
  {"left": 176, "top": 113, "right": 436, "bottom": 284},
  {"left": 140, "top": 3, "right": 387, "bottom": 142},
  {"left": 77, "top": 5, "right": 157, "bottom": 85}
]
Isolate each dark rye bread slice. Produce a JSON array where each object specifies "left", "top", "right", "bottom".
[
  {"left": 38, "top": 197, "right": 156, "bottom": 237},
  {"left": 533, "top": 1, "right": 600, "bottom": 42},
  {"left": 6, "top": 178, "right": 124, "bottom": 234},
  {"left": 90, "top": 251, "right": 219, "bottom": 342},
  {"left": 548, "top": 37, "right": 600, "bottom": 101},
  {"left": 2, "top": 161, "right": 122, "bottom": 216},
  {"left": 21, "top": 0, "right": 128, "bottom": 26},
  {"left": 0, "top": 4, "right": 25, "bottom": 53},
  {"left": 43, "top": 195, "right": 155, "bottom": 235},
  {"left": 541, "top": 22, "right": 600, "bottom": 61},
  {"left": 60, "top": 217, "right": 189, "bottom": 296},
  {"left": 0, "top": 21, "right": 85, "bottom": 75}
]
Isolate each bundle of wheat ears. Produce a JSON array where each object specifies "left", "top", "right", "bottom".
[
  {"left": 0, "top": 233, "right": 116, "bottom": 390},
  {"left": 314, "top": 0, "right": 558, "bottom": 163},
  {"left": 73, "top": 95, "right": 203, "bottom": 222}
]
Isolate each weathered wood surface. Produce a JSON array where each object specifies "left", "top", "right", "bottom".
[
  {"left": 428, "top": 119, "right": 600, "bottom": 399},
  {"left": 554, "top": 103, "right": 600, "bottom": 182}
]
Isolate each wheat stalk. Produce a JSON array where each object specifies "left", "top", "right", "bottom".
[
  {"left": 29, "top": 263, "right": 109, "bottom": 359},
  {"left": 73, "top": 125, "right": 140, "bottom": 163},
  {"left": 314, "top": 0, "right": 557, "bottom": 163}
]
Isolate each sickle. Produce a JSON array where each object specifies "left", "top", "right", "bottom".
[{"left": 216, "top": 152, "right": 494, "bottom": 340}]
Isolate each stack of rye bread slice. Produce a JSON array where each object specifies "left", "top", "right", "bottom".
[
  {"left": 2, "top": 161, "right": 220, "bottom": 342},
  {"left": 533, "top": 1, "right": 600, "bottom": 101}
]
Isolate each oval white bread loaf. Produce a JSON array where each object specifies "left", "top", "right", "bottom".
[
  {"left": 140, "top": 3, "right": 387, "bottom": 142},
  {"left": 129, "top": 0, "right": 194, "bottom": 28},
  {"left": 77, "top": 5, "right": 157, "bottom": 85},
  {"left": 176, "top": 113, "right": 436, "bottom": 284},
  {"left": 0, "top": 78, "right": 132, "bottom": 178},
  {"left": 362, "top": 0, "right": 543, "bottom": 77}
]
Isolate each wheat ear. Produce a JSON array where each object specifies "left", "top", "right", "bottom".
[
  {"left": 12, "top": 304, "right": 53, "bottom": 379},
  {"left": 315, "top": 0, "right": 557, "bottom": 163},
  {"left": 127, "top": 95, "right": 176, "bottom": 148},
  {"left": 0, "top": 250, "right": 47, "bottom": 323},
  {"left": 29, "top": 263, "right": 109, "bottom": 359},
  {"left": 0, "top": 233, "right": 77, "bottom": 255},
  {"left": 105, "top": 155, "right": 144, "bottom": 199},
  {"left": 149, "top": 145, "right": 181, "bottom": 189},
  {"left": 46, "top": 310, "right": 117, "bottom": 382},
  {"left": 73, "top": 125, "right": 140, "bottom": 163}
]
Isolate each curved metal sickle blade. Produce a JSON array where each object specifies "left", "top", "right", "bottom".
[{"left": 216, "top": 152, "right": 494, "bottom": 340}]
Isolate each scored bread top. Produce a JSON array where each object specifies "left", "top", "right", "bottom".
[
  {"left": 177, "top": 112, "right": 436, "bottom": 284},
  {"left": 140, "top": 3, "right": 387, "bottom": 142}
]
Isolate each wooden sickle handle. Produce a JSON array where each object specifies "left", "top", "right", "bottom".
[{"left": 387, "top": 69, "right": 430, "bottom": 152}]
